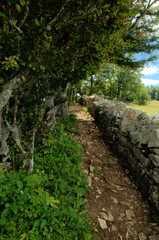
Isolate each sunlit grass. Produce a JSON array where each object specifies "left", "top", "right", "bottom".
[{"left": 127, "top": 100, "right": 159, "bottom": 115}]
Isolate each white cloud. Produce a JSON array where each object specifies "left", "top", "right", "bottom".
[
  {"left": 141, "top": 65, "right": 159, "bottom": 75},
  {"left": 153, "top": 1, "right": 159, "bottom": 8},
  {"left": 141, "top": 78, "right": 159, "bottom": 86}
]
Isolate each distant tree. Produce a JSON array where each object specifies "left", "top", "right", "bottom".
[
  {"left": 151, "top": 87, "right": 157, "bottom": 99},
  {"left": 136, "top": 87, "right": 151, "bottom": 105},
  {"left": 155, "top": 88, "right": 159, "bottom": 100},
  {"left": 148, "top": 86, "right": 159, "bottom": 100},
  {"left": 83, "top": 63, "right": 149, "bottom": 104}
]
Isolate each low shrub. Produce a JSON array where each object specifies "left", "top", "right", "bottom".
[{"left": 0, "top": 114, "right": 92, "bottom": 240}]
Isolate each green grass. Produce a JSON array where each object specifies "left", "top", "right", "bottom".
[{"left": 127, "top": 100, "right": 159, "bottom": 115}]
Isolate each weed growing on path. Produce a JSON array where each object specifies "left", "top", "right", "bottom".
[{"left": 83, "top": 107, "right": 91, "bottom": 116}]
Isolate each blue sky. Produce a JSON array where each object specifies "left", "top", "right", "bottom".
[
  {"left": 135, "top": 1, "right": 159, "bottom": 86},
  {"left": 140, "top": 57, "right": 159, "bottom": 86},
  {"left": 135, "top": 50, "right": 159, "bottom": 86}
]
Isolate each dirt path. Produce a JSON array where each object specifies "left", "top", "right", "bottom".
[{"left": 70, "top": 103, "right": 159, "bottom": 240}]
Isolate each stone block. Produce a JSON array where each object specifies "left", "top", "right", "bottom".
[
  {"left": 149, "top": 154, "right": 159, "bottom": 167},
  {"left": 151, "top": 148, "right": 159, "bottom": 155},
  {"left": 148, "top": 130, "right": 159, "bottom": 148},
  {"left": 120, "top": 108, "right": 142, "bottom": 137},
  {"left": 149, "top": 168, "right": 159, "bottom": 184}
]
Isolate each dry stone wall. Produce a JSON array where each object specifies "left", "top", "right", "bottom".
[{"left": 80, "top": 95, "right": 159, "bottom": 215}]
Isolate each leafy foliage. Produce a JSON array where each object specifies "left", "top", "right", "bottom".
[
  {"left": 56, "top": 113, "right": 80, "bottom": 134},
  {"left": 82, "top": 63, "right": 150, "bottom": 104},
  {"left": 147, "top": 86, "right": 159, "bottom": 100},
  {"left": 0, "top": 114, "right": 92, "bottom": 239}
]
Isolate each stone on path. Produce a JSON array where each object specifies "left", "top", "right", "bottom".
[
  {"left": 96, "top": 188, "right": 102, "bottom": 195},
  {"left": 118, "top": 213, "right": 125, "bottom": 221},
  {"left": 138, "top": 232, "right": 147, "bottom": 240},
  {"left": 99, "top": 211, "right": 114, "bottom": 222},
  {"left": 107, "top": 211, "right": 114, "bottom": 222},
  {"left": 94, "top": 177, "right": 99, "bottom": 181},
  {"left": 83, "top": 169, "right": 88, "bottom": 175},
  {"left": 118, "top": 234, "right": 123, "bottom": 240},
  {"left": 96, "top": 195, "right": 100, "bottom": 199},
  {"left": 89, "top": 173, "right": 94, "bottom": 177},
  {"left": 90, "top": 165, "right": 94, "bottom": 173},
  {"left": 98, "top": 218, "right": 108, "bottom": 230},
  {"left": 111, "top": 197, "right": 118, "bottom": 204},
  {"left": 87, "top": 176, "right": 92, "bottom": 186},
  {"left": 148, "top": 236, "right": 159, "bottom": 240},
  {"left": 112, "top": 225, "right": 117, "bottom": 231},
  {"left": 126, "top": 231, "right": 129, "bottom": 239},
  {"left": 125, "top": 209, "right": 134, "bottom": 221},
  {"left": 99, "top": 212, "right": 108, "bottom": 220}
]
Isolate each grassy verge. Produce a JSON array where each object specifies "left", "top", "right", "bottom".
[
  {"left": 127, "top": 100, "right": 159, "bottom": 115},
  {"left": 0, "top": 114, "right": 92, "bottom": 240}
]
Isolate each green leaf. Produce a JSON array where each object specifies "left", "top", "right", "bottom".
[
  {"left": 12, "top": 204, "right": 18, "bottom": 214},
  {"left": 24, "top": 174, "right": 40, "bottom": 187},
  {"left": 20, "top": 233, "right": 28, "bottom": 240},
  {"left": 0, "top": 218, "right": 7, "bottom": 226},
  {"left": 0, "top": 192, "right": 6, "bottom": 197},
  {"left": 16, "top": 4, "right": 21, "bottom": 12},
  {"left": 3, "top": 23, "right": 8, "bottom": 33},
  {"left": 40, "top": 219, "right": 47, "bottom": 229},
  {"left": 35, "top": 18, "right": 40, "bottom": 26},
  {"left": 5, "top": 203, "right": 10, "bottom": 208},
  {"left": 0, "top": 12, "right": 6, "bottom": 17},
  {"left": 1, "top": 208, "right": 9, "bottom": 219},
  {"left": 0, "top": 168, "right": 4, "bottom": 179},
  {"left": 20, "top": 0, "right": 26, "bottom": 6},
  {"left": 20, "top": 60, "right": 26, "bottom": 66},
  {"left": 17, "top": 180, "right": 23, "bottom": 189},
  {"left": 40, "top": 65, "right": 46, "bottom": 71},
  {"left": 33, "top": 219, "right": 40, "bottom": 228}
]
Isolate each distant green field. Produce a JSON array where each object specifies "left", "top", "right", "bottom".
[{"left": 127, "top": 100, "right": 159, "bottom": 115}]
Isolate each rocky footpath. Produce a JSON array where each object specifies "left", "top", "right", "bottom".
[
  {"left": 70, "top": 103, "right": 159, "bottom": 240},
  {"left": 80, "top": 95, "right": 159, "bottom": 216}
]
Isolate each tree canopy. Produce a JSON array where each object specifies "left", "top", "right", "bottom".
[{"left": 0, "top": 0, "right": 159, "bottom": 172}]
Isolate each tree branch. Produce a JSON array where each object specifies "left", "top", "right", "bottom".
[
  {"left": 46, "top": 0, "right": 104, "bottom": 31},
  {"left": 13, "top": 95, "right": 19, "bottom": 125},
  {"left": 8, "top": 20, "right": 23, "bottom": 34},
  {"left": 129, "top": 0, "right": 158, "bottom": 31},
  {"left": 19, "top": 0, "right": 30, "bottom": 28},
  {"left": 4, "top": 117, "right": 26, "bottom": 156},
  {"left": 0, "top": 75, "right": 26, "bottom": 112},
  {"left": 28, "top": 128, "right": 36, "bottom": 174},
  {"left": 46, "top": 0, "right": 72, "bottom": 31}
]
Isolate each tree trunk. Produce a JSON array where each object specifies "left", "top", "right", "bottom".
[
  {"left": 55, "top": 83, "right": 69, "bottom": 117},
  {"left": 0, "top": 113, "right": 11, "bottom": 169},
  {"left": 90, "top": 76, "right": 93, "bottom": 96}
]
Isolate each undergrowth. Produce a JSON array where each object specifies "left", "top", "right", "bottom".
[
  {"left": 0, "top": 113, "right": 93, "bottom": 240},
  {"left": 82, "top": 107, "right": 91, "bottom": 116}
]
